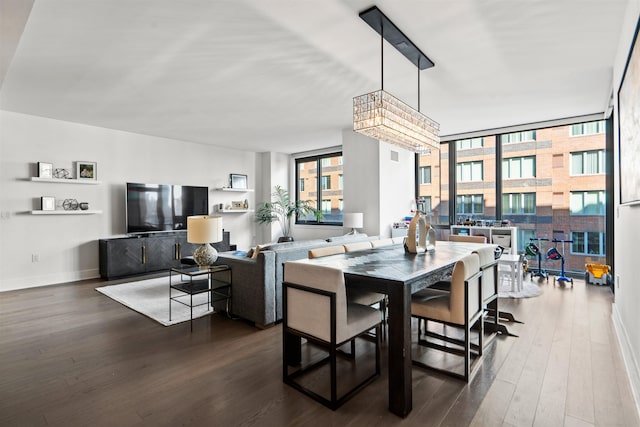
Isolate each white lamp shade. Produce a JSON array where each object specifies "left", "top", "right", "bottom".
[
  {"left": 187, "top": 215, "right": 223, "bottom": 244},
  {"left": 343, "top": 213, "right": 363, "bottom": 229}
]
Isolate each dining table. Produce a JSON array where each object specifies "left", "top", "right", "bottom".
[{"left": 285, "top": 240, "right": 487, "bottom": 417}]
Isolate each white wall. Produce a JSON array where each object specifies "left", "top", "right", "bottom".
[
  {"left": 342, "top": 130, "right": 381, "bottom": 236},
  {"left": 378, "top": 141, "right": 416, "bottom": 237},
  {"left": 342, "top": 130, "right": 415, "bottom": 238},
  {"left": 611, "top": 0, "right": 640, "bottom": 413},
  {"left": 0, "top": 111, "right": 256, "bottom": 291},
  {"left": 254, "top": 151, "right": 291, "bottom": 244}
]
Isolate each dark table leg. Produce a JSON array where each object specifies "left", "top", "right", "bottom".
[{"left": 386, "top": 283, "right": 413, "bottom": 417}]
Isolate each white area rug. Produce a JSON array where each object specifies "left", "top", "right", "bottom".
[
  {"left": 96, "top": 276, "right": 214, "bottom": 326},
  {"left": 498, "top": 276, "right": 544, "bottom": 298}
]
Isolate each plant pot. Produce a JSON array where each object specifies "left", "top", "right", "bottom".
[{"left": 278, "top": 236, "right": 294, "bottom": 243}]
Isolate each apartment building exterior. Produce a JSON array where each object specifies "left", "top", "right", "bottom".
[{"left": 418, "top": 120, "right": 607, "bottom": 273}]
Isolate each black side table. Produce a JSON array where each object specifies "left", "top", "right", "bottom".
[{"left": 169, "top": 265, "right": 231, "bottom": 331}]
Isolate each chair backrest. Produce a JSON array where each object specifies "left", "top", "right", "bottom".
[
  {"left": 473, "top": 245, "right": 498, "bottom": 303},
  {"left": 283, "top": 262, "right": 347, "bottom": 343},
  {"left": 308, "top": 245, "right": 345, "bottom": 259},
  {"left": 450, "top": 234, "right": 486, "bottom": 244},
  {"left": 344, "top": 241, "right": 373, "bottom": 252},
  {"left": 449, "top": 253, "right": 481, "bottom": 325},
  {"left": 371, "top": 238, "right": 394, "bottom": 248}
]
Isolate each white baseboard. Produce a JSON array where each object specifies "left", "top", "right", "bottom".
[
  {"left": 612, "top": 303, "right": 640, "bottom": 419},
  {"left": 0, "top": 269, "right": 100, "bottom": 292}
]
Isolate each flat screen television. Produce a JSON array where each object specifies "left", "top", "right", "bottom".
[{"left": 126, "top": 182, "right": 209, "bottom": 234}]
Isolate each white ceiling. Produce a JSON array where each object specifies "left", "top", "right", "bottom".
[{"left": 0, "top": 0, "right": 629, "bottom": 153}]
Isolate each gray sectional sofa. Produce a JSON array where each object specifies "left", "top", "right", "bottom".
[{"left": 212, "top": 234, "right": 377, "bottom": 328}]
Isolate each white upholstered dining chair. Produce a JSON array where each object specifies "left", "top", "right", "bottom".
[
  {"left": 308, "top": 245, "right": 345, "bottom": 259},
  {"left": 371, "top": 238, "right": 394, "bottom": 248},
  {"left": 282, "top": 262, "right": 381, "bottom": 409},
  {"left": 472, "top": 245, "right": 502, "bottom": 339},
  {"left": 341, "top": 240, "right": 387, "bottom": 339},
  {"left": 343, "top": 241, "right": 374, "bottom": 252},
  {"left": 411, "top": 252, "right": 484, "bottom": 381},
  {"left": 449, "top": 234, "right": 487, "bottom": 244}
]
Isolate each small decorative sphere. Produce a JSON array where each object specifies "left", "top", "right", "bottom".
[{"left": 54, "top": 168, "right": 71, "bottom": 179}]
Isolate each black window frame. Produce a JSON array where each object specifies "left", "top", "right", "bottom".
[{"left": 295, "top": 151, "right": 343, "bottom": 226}]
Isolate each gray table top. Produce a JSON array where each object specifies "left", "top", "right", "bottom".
[{"left": 294, "top": 241, "right": 487, "bottom": 284}]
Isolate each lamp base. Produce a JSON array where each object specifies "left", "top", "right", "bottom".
[
  {"left": 345, "top": 229, "right": 359, "bottom": 236},
  {"left": 193, "top": 243, "right": 218, "bottom": 267}
]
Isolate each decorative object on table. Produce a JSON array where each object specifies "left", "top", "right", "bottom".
[
  {"left": 353, "top": 6, "right": 439, "bottom": 153},
  {"left": 416, "top": 197, "right": 429, "bottom": 214},
  {"left": 62, "top": 198, "right": 79, "bottom": 210},
  {"left": 229, "top": 173, "right": 248, "bottom": 189},
  {"left": 343, "top": 212, "right": 363, "bottom": 235},
  {"left": 187, "top": 215, "right": 223, "bottom": 267},
  {"left": 41, "top": 196, "right": 55, "bottom": 211},
  {"left": 426, "top": 225, "right": 436, "bottom": 251},
  {"left": 255, "top": 185, "right": 323, "bottom": 242},
  {"left": 76, "top": 161, "right": 97, "bottom": 180},
  {"left": 38, "top": 162, "right": 53, "bottom": 178},
  {"left": 405, "top": 211, "right": 428, "bottom": 253},
  {"left": 618, "top": 15, "right": 640, "bottom": 205},
  {"left": 79, "top": 202, "right": 89, "bottom": 210},
  {"left": 53, "top": 168, "right": 71, "bottom": 179}
]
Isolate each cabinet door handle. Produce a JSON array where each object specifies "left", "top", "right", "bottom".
[
  {"left": 142, "top": 246, "right": 146, "bottom": 264},
  {"left": 177, "top": 243, "right": 182, "bottom": 259}
]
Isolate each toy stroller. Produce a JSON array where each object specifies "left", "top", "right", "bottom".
[
  {"left": 526, "top": 237, "right": 549, "bottom": 281},
  {"left": 547, "top": 239, "right": 573, "bottom": 286}
]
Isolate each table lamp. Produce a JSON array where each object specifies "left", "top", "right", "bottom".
[
  {"left": 343, "top": 212, "right": 363, "bottom": 235},
  {"left": 187, "top": 215, "right": 223, "bottom": 267}
]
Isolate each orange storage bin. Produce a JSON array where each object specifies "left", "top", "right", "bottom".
[
  {"left": 585, "top": 263, "right": 611, "bottom": 286},
  {"left": 585, "top": 263, "right": 610, "bottom": 279}
]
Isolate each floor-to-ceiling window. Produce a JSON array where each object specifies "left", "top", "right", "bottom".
[
  {"left": 454, "top": 137, "right": 497, "bottom": 225},
  {"left": 417, "top": 144, "right": 448, "bottom": 229},
  {"left": 417, "top": 119, "right": 607, "bottom": 274}
]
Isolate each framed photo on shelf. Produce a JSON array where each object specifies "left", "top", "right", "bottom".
[
  {"left": 41, "top": 196, "right": 55, "bottom": 211},
  {"left": 230, "top": 173, "right": 247, "bottom": 189},
  {"left": 76, "top": 161, "right": 97, "bottom": 180},
  {"left": 38, "top": 162, "right": 53, "bottom": 179}
]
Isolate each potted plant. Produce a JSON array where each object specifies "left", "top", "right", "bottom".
[{"left": 255, "top": 185, "right": 323, "bottom": 242}]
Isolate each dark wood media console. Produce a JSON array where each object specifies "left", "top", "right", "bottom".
[{"left": 99, "top": 231, "right": 231, "bottom": 279}]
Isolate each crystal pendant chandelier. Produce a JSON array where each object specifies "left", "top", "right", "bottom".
[{"left": 353, "top": 6, "right": 440, "bottom": 152}]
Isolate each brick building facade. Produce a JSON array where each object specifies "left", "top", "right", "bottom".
[{"left": 418, "top": 121, "right": 606, "bottom": 273}]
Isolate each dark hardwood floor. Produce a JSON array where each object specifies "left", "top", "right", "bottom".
[{"left": 1, "top": 276, "right": 638, "bottom": 426}]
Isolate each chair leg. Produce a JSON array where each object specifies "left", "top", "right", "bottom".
[
  {"left": 375, "top": 324, "right": 381, "bottom": 374},
  {"left": 330, "top": 345, "right": 337, "bottom": 408},
  {"left": 381, "top": 298, "right": 387, "bottom": 341},
  {"left": 478, "top": 315, "right": 484, "bottom": 356},
  {"left": 465, "top": 321, "right": 470, "bottom": 381}
]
